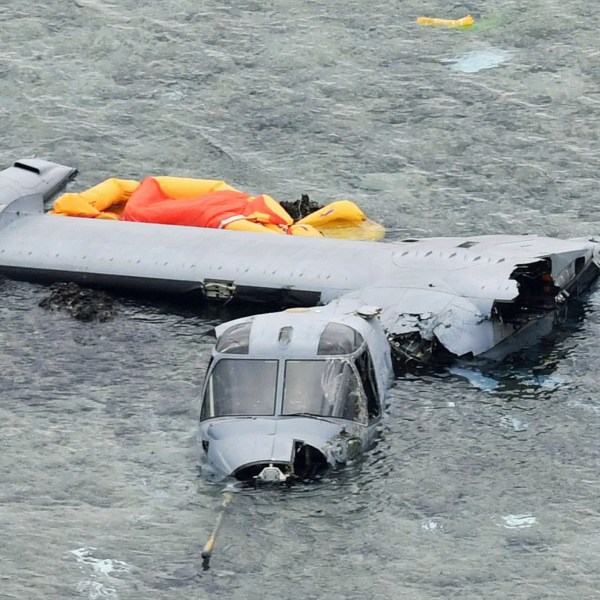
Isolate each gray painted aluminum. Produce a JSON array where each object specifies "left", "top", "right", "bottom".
[
  {"left": 3, "top": 158, "right": 600, "bottom": 482},
  {"left": 200, "top": 305, "right": 393, "bottom": 482},
  {"left": 0, "top": 158, "right": 599, "bottom": 361}
]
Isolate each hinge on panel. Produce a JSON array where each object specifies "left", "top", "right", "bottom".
[{"left": 203, "top": 279, "right": 236, "bottom": 300}]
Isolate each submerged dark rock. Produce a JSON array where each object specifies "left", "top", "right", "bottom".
[
  {"left": 38, "top": 282, "right": 116, "bottom": 322},
  {"left": 280, "top": 194, "right": 323, "bottom": 221}
]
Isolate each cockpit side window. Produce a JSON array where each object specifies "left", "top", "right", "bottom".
[
  {"left": 355, "top": 350, "right": 380, "bottom": 420},
  {"left": 215, "top": 322, "right": 252, "bottom": 354},
  {"left": 317, "top": 323, "right": 364, "bottom": 355},
  {"left": 201, "top": 358, "right": 277, "bottom": 420},
  {"left": 283, "top": 359, "right": 368, "bottom": 424}
]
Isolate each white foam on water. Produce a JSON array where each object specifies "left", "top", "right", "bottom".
[
  {"left": 420, "top": 519, "right": 443, "bottom": 532},
  {"left": 71, "top": 547, "right": 131, "bottom": 578},
  {"left": 499, "top": 415, "right": 529, "bottom": 432},
  {"left": 76, "top": 580, "right": 118, "bottom": 600},
  {"left": 71, "top": 548, "right": 132, "bottom": 600},
  {"left": 71, "top": 547, "right": 131, "bottom": 577},
  {"left": 499, "top": 514, "right": 536, "bottom": 529}
]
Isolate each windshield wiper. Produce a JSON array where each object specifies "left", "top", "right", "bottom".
[{"left": 282, "top": 412, "right": 333, "bottom": 422}]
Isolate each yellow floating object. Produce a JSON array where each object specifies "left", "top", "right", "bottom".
[
  {"left": 50, "top": 177, "right": 240, "bottom": 218},
  {"left": 297, "top": 200, "right": 385, "bottom": 241},
  {"left": 51, "top": 178, "right": 139, "bottom": 217},
  {"left": 288, "top": 223, "right": 323, "bottom": 237},
  {"left": 242, "top": 194, "right": 293, "bottom": 227},
  {"left": 154, "top": 176, "right": 238, "bottom": 198},
  {"left": 223, "top": 220, "right": 281, "bottom": 235},
  {"left": 417, "top": 14, "right": 474, "bottom": 28},
  {"left": 51, "top": 179, "right": 385, "bottom": 241},
  {"left": 317, "top": 219, "right": 386, "bottom": 241},
  {"left": 297, "top": 200, "right": 366, "bottom": 227}
]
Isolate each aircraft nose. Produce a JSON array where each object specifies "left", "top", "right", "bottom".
[
  {"left": 201, "top": 419, "right": 293, "bottom": 482},
  {"left": 200, "top": 418, "right": 330, "bottom": 483},
  {"left": 204, "top": 432, "right": 293, "bottom": 482}
]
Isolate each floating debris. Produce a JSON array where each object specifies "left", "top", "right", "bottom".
[
  {"left": 448, "top": 366, "right": 500, "bottom": 391},
  {"left": 522, "top": 373, "right": 564, "bottom": 390},
  {"left": 280, "top": 194, "right": 323, "bottom": 221},
  {"left": 417, "top": 14, "right": 474, "bottom": 28},
  {"left": 75, "top": 580, "right": 117, "bottom": 599},
  {"left": 499, "top": 514, "right": 537, "bottom": 529},
  {"left": 449, "top": 48, "right": 511, "bottom": 73},
  {"left": 39, "top": 282, "right": 116, "bottom": 322}
]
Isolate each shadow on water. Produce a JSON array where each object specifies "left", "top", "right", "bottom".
[{"left": 34, "top": 279, "right": 313, "bottom": 326}]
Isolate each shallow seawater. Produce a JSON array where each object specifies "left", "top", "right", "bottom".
[{"left": 1, "top": 1, "right": 600, "bottom": 598}]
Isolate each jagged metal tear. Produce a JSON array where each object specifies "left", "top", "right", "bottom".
[{"left": 334, "top": 240, "right": 599, "bottom": 358}]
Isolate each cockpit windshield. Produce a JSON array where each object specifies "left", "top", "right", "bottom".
[
  {"left": 201, "top": 359, "right": 277, "bottom": 420},
  {"left": 282, "top": 359, "right": 367, "bottom": 424}
]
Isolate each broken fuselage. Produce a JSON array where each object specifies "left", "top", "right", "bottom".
[
  {"left": 198, "top": 305, "right": 392, "bottom": 483},
  {"left": 1, "top": 158, "right": 600, "bottom": 482},
  {"left": 1, "top": 159, "right": 598, "bottom": 364}
]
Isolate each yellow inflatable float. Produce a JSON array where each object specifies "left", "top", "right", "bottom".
[
  {"left": 51, "top": 176, "right": 385, "bottom": 241},
  {"left": 417, "top": 14, "right": 474, "bottom": 28}
]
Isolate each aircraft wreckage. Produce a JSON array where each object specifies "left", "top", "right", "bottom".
[{"left": 1, "top": 158, "right": 599, "bottom": 483}]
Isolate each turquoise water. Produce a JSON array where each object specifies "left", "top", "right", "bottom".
[{"left": 1, "top": 1, "right": 600, "bottom": 598}]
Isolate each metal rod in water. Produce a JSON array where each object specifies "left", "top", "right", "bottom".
[{"left": 201, "top": 491, "right": 233, "bottom": 570}]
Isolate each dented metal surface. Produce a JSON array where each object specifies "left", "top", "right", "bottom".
[
  {"left": 2, "top": 159, "right": 600, "bottom": 482},
  {"left": 0, "top": 158, "right": 598, "bottom": 364},
  {"left": 336, "top": 236, "right": 600, "bottom": 359},
  {"left": 199, "top": 304, "right": 392, "bottom": 482}
]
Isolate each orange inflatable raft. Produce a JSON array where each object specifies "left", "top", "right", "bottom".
[{"left": 51, "top": 176, "right": 385, "bottom": 240}]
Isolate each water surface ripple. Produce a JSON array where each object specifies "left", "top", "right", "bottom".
[{"left": 1, "top": 1, "right": 600, "bottom": 598}]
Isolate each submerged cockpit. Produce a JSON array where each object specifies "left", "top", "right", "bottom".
[
  {"left": 202, "top": 356, "right": 375, "bottom": 423},
  {"left": 198, "top": 306, "right": 392, "bottom": 482},
  {"left": 200, "top": 317, "right": 381, "bottom": 425}
]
